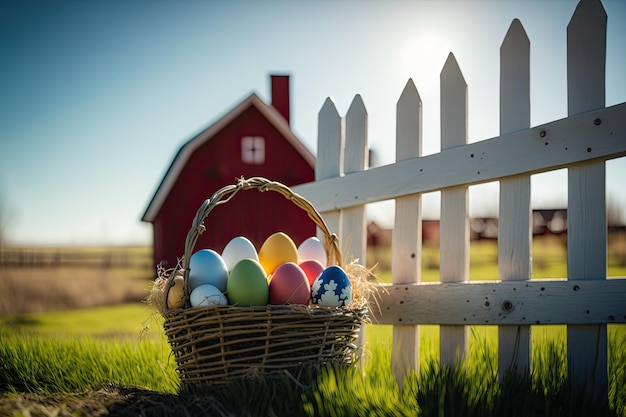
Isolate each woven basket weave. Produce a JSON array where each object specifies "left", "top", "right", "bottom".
[{"left": 161, "top": 177, "right": 368, "bottom": 387}]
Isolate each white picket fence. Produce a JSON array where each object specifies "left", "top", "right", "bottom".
[{"left": 293, "top": 0, "right": 626, "bottom": 406}]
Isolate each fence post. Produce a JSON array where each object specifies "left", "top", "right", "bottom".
[
  {"left": 498, "top": 18, "right": 532, "bottom": 378},
  {"left": 342, "top": 95, "right": 368, "bottom": 370},
  {"left": 566, "top": 0, "right": 608, "bottom": 408},
  {"left": 391, "top": 79, "right": 422, "bottom": 387},
  {"left": 439, "top": 53, "right": 470, "bottom": 366}
]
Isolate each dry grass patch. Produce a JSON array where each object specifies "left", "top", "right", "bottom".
[{"left": 0, "top": 265, "right": 153, "bottom": 314}]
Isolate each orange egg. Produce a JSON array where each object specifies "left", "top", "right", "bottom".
[{"left": 258, "top": 232, "right": 299, "bottom": 275}]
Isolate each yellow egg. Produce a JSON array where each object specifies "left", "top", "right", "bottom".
[
  {"left": 258, "top": 232, "right": 299, "bottom": 275},
  {"left": 166, "top": 275, "right": 185, "bottom": 309}
]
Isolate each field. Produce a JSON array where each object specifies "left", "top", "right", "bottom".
[
  {"left": 1, "top": 239, "right": 626, "bottom": 416},
  {"left": 0, "top": 246, "right": 153, "bottom": 314}
]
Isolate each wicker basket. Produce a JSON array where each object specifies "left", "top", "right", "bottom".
[{"left": 160, "top": 177, "right": 368, "bottom": 388}]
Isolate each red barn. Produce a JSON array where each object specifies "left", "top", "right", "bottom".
[{"left": 142, "top": 75, "right": 316, "bottom": 267}]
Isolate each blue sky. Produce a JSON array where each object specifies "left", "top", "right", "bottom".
[{"left": 1, "top": 0, "right": 624, "bottom": 246}]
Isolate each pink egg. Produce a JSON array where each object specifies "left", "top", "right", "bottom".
[
  {"left": 299, "top": 259, "right": 325, "bottom": 286},
  {"left": 269, "top": 262, "right": 310, "bottom": 305}
]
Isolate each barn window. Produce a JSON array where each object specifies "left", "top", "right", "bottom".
[{"left": 241, "top": 136, "right": 265, "bottom": 164}]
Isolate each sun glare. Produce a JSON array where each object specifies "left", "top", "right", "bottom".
[{"left": 398, "top": 33, "right": 451, "bottom": 78}]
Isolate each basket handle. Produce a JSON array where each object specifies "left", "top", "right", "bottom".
[{"left": 175, "top": 177, "right": 343, "bottom": 308}]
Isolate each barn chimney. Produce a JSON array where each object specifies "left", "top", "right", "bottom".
[{"left": 270, "top": 74, "right": 290, "bottom": 125}]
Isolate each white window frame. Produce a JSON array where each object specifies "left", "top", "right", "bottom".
[{"left": 241, "top": 136, "right": 265, "bottom": 164}]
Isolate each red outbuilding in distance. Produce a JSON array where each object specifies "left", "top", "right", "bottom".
[{"left": 142, "top": 75, "right": 316, "bottom": 268}]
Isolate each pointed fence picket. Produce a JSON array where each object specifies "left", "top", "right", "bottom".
[
  {"left": 498, "top": 18, "right": 532, "bottom": 377},
  {"left": 315, "top": 98, "right": 344, "bottom": 239},
  {"left": 566, "top": 0, "right": 609, "bottom": 405},
  {"left": 391, "top": 80, "right": 422, "bottom": 387},
  {"left": 342, "top": 95, "right": 368, "bottom": 266},
  {"left": 342, "top": 96, "right": 369, "bottom": 366},
  {"left": 294, "top": 0, "right": 625, "bottom": 407},
  {"left": 439, "top": 53, "right": 470, "bottom": 367}
]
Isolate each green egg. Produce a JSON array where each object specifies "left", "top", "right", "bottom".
[{"left": 227, "top": 258, "right": 269, "bottom": 306}]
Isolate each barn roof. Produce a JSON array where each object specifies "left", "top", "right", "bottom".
[{"left": 141, "top": 92, "right": 315, "bottom": 223}]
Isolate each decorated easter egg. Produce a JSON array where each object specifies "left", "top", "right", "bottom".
[
  {"left": 190, "top": 284, "right": 227, "bottom": 307},
  {"left": 298, "top": 237, "right": 327, "bottom": 268},
  {"left": 311, "top": 266, "right": 352, "bottom": 308},
  {"left": 269, "top": 262, "right": 310, "bottom": 305},
  {"left": 227, "top": 259, "right": 269, "bottom": 306},
  {"left": 258, "top": 232, "right": 299, "bottom": 275},
  {"left": 166, "top": 274, "right": 185, "bottom": 309},
  {"left": 299, "top": 259, "right": 325, "bottom": 286},
  {"left": 221, "top": 236, "right": 258, "bottom": 272},
  {"left": 189, "top": 249, "right": 228, "bottom": 292}
]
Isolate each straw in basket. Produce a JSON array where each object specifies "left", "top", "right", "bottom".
[{"left": 154, "top": 177, "right": 370, "bottom": 388}]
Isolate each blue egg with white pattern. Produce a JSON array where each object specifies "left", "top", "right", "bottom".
[{"left": 310, "top": 265, "right": 352, "bottom": 307}]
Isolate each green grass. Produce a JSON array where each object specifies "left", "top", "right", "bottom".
[
  {"left": 2, "top": 325, "right": 624, "bottom": 416},
  {"left": 1, "top": 302, "right": 163, "bottom": 340},
  {"left": 1, "top": 304, "right": 625, "bottom": 416},
  {"left": 0, "top": 332, "right": 178, "bottom": 395}
]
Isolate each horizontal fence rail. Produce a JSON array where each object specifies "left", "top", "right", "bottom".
[
  {"left": 372, "top": 279, "right": 626, "bottom": 326},
  {"left": 292, "top": 103, "right": 626, "bottom": 212}
]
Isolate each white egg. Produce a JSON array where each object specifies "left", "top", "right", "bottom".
[
  {"left": 190, "top": 284, "right": 228, "bottom": 307},
  {"left": 297, "top": 237, "right": 327, "bottom": 268},
  {"left": 189, "top": 249, "right": 228, "bottom": 292},
  {"left": 221, "top": 236, "right": 259, "bottom": 271}
]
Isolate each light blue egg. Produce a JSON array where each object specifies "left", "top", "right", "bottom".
[{"left": 189, "top": 249, "right": 228, "bottom": 292}]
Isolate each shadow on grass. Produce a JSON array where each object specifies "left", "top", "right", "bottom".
[
  {"left": 1, "top": 365, "right": 621, "bottom": 417},
  {"left": 1, "top": 383, "right": 229, "bottom": 417}
]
